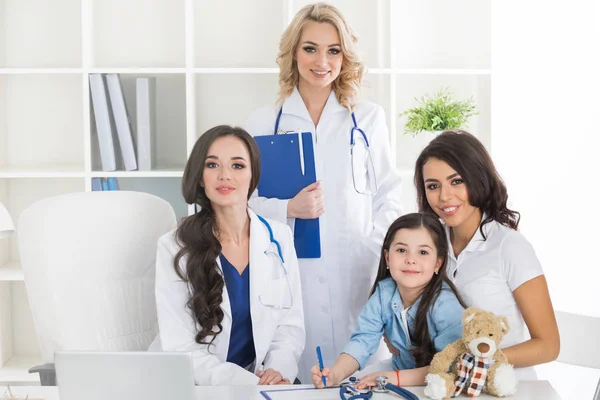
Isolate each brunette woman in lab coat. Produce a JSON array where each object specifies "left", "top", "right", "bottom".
[{"left": 155, "top": 126, "right": 305, "bottom": 385}]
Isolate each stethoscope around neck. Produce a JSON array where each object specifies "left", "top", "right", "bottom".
[
  {"left": 256, "top": 215, "right": 294, "bottom": 309},
  {"left": 256, "top": 215, "right": 284, "bottom": 263},
  {"left": 273, "top": 107, "right": 378, "bottom": 195}
]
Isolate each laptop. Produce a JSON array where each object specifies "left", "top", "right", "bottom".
[{"left": 55, "top": 351, "right": 196, "bottom": 400}]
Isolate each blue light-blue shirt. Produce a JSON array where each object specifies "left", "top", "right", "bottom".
[
  {"left": 220, "top": 254, "right": 256, "bottom": 368},
  {"left": 342, "top": 277, "right": 464, "bottom": 370}
]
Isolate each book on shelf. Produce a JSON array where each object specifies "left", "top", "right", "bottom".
[
  {"left": 105, "top": 74, "right": 138, "bottom": 171},
  {"left": 91, "top": 177, "right": 103, "bottom": 191},
  {"left": 92, "top": 178, "right": 120, "bottom": 191},
  {"left": 136, "top": 77, "right": 157, "bottom": 171},
  {"left": 89, "top": 74, "right": 122, "bottom": 172},
  {"left": 107, "top": 177, "right": 119, "bottom": 190}
]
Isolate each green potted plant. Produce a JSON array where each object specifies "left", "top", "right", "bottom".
[{"left": 399, "top": 88, "right": 478, "bottom": 136}]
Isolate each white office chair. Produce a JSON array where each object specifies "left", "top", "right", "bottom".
[
  {"left": 555, "top": 310, "right": 600, "bottom": 400},
  {"left": 17, "top": 191, "right": 177, "bottom": 385}
]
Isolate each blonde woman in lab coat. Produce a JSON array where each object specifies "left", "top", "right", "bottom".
[
  {"left": 245, "top": 3, "right": 403, "bottom": 382},
  {"left": 155, "top": 126, "right": 305, "bottom": 385}
]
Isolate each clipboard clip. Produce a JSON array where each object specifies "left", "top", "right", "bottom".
[{"left": 295, "top": 130, "right": 305, "bottom": 176}]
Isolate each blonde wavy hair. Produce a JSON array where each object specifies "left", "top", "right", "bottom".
[{"left": 277, "top": 3, "right": 364, "bottom": 110}]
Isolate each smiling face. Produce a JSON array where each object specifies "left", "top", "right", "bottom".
[
  {"left": 385, "top": 226, "right": 443, "bottom": 293},
  {"left": 295, "top": 21, "right": 343, "bottom": 92},
  {"left": 422, "top": 157, "right": 482, "bottom": 229},
  {"left": 201, "top": 135, "right": 252, "bottom": 210}
]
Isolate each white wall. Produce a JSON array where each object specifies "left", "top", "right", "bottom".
[{"left": 492, "top": 1, "right": 600, "bottom": 398}]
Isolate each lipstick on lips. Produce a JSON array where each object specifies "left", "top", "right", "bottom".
[
  {"left": 311, "top": 69, "right": 330, "bottom": 78},
  {"left": 440, "top": 205, "right": 460, "bottom": 217},
  {"left": 216, "top": 185, "right": 235, "bottom": 195}
]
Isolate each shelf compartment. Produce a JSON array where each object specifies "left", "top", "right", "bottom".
[
  {"left": 0, "top": 281, "right": 42, "bottom": 385},
  {"left": 0, "top": 74, "right": 84, "bottom": 171},
  {"left": 394, "top": 0, "right": 491, "bottom": 69},
  {"left": 90, "top": 73, "right": 187, "bottom": 173},
  {"left": 0, "top": 0, "right": 81, "bottom": 68},
  {"left": 0, "top": 355, "right": 42, "bottom": 385},
  {"left": 194, "top": 0, "right": 284, "bottom": 68},
  {"left": 194, "top": 73, "right": 279, "bottom": 137},
  {"left": 91, "top": 0, "right": 185, "bottom": 68}
]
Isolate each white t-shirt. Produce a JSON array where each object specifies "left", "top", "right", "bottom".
[{"left": 445, "top": 218, "right": 544, "bottom": 380}]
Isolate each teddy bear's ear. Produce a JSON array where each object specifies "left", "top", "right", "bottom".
[
  {"left": 499, "top": 316, "right": 510, "bottom": 333},
  {"left": 463, "top": 307, "right": 483, "bottom": 325}
]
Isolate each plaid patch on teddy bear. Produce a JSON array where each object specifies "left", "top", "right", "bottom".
[{"left": 453, "top": 352, "right": 490, "bottom": 397}]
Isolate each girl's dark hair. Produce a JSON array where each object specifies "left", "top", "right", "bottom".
[
  {"left": 414, "top": 130, "right": 520, "bottom": 238},
  {"left": 173, "top": 125, "right": 261, "bottom": 347},
  {"left": 369, "top": 213, "right": 466, "bottom": 367}
]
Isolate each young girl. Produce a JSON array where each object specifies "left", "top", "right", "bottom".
[
  {"left": 413, "top": 130, "right": 559, "bottom": 379},
  {"left": 311, "top": 213, "right": 466, "bottom": 389}
]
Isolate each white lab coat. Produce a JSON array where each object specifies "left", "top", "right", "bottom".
[
  {"left": 245, "top": 87, "right": 403, "bottom": 382},
  {"left": 155, "top": 209, "right": 305, "bottom": 385}
]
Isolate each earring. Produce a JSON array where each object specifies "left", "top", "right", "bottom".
[{"left": 435, "top": 271, "right": 439, "bottom": 275}]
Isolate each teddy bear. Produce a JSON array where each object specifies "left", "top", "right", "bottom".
[{"left": 424, "top": 307, "right": 518, "bottom": 399}]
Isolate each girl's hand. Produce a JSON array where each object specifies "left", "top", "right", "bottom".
[
  {"left": 257, "top": 368, "right": 286, "bottom": 385},
  {"left": 354, "top": 371, "right": 397, "bottom": 390},
  {"left": 310, "top": 364, "right": 338, "bottom": 388}
]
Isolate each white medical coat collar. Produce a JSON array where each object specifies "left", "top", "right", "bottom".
[
  {"left": 216, "top": 208, "right": 274, "bottom": 320},
  {"left": 282, "top": 86, "right": 347, "bottom": 125}
]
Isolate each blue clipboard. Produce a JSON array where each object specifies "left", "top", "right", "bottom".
[{"left": 254, "top": 132, "right": 321, "bottom": 258}]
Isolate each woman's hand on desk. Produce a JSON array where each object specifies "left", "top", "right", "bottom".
[
  {"left": 287, "top": 181, "right": 324, "bottom": 219},
  {"left": 256, "top": 368, "right": 289, "bottom": 385}
]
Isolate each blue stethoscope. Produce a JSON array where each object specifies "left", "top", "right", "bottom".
[
  {"left": 338, "top": 376, "right": 419, "bottom": 400},
  {"left": 257, "top": 215, "right": 284, "bottom": 263},
  {"left": 256, "top": 215, "right": 293, "bottom": 309},
  {"left": 274, "top": 108, "right": 369, "bottom": 146}
]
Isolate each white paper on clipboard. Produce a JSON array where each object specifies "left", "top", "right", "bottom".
[{"left": 260, "top": 387, "right": 342, "bottom": 400}]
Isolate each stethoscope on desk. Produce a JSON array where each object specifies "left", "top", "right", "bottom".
[
  {"left": 338, "top": 376, "right": 419, "bottom": 400},
  {"left": 274, "top": 108, "right": 378, "bottom": 195},
  {"left": 256, "top": 215, "right": 293, "bottom": 309}
]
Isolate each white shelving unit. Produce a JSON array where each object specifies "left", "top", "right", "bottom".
[{"left": 0, "top": 0, "right": 490, "bottom": 385}]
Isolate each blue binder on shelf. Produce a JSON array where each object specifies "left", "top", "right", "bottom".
[{"left": 254, "top": 132, "right": 321, "bottom": 258}]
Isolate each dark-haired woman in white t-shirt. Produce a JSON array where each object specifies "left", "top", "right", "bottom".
[{"left": 413, "top": 130, "right": 560, "bottom": 380}]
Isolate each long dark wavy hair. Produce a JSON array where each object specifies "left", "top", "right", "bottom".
[
  {"left": 370, "top": 213, "right": 466, "bottom": 367},
  {"left": 414, "top": 130, "right": 520, "bottom": 238},
  {"left": 173, "top": 125, "right": 261, "bottom": 347}
]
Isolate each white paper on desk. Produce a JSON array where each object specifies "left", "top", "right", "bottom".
[{"left": 260, "top": 387, "right": 342, "bottom": 399}]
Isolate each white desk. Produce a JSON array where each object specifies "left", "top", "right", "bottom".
[{"left": 1, "top": 381, "right": 560, "bottom": 399}]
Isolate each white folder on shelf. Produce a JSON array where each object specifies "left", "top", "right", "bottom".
[
  {"left": 136, "top": 77, "right": 157, "bottom": 171},
  {"left": 89, "top": 74, "right": 121, "bottom": 172},
  {"left": 106, "top": 73, "right": 138, "bottom": 171}
]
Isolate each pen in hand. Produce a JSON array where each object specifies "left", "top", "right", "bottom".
[{"left": 316, "top": 346, "right": 327, "bottom": 387}]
